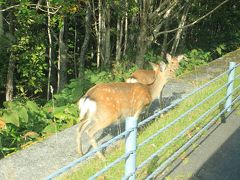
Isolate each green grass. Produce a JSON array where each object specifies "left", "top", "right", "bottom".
[{"left": 59, "top": 67, "right": 240, "bottom": 180}]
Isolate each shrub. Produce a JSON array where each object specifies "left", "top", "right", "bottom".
[{"left": 176, "top": 49, "right": 212, "bottom": 75}]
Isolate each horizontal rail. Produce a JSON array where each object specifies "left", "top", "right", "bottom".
[
  {"left": 138, "top": 67, "right": 231, "bottom": 128},
  {"left": 90, "top": 152, "right": 131, "bottom": 179},
  {"left": 137, "top": 84, "right": 240, "bottom": 171},
  {"left": 46, "top": 128, "right": 133, "bottom": 179},
  {"left": 235, "top": 73, "right": 240, "bottom": 79},
  {"left": 138, "top": 77, "right": 233, "bottom": 149},
  {"left": 146, "top": 95, "right": 240, "bottom": 179}
]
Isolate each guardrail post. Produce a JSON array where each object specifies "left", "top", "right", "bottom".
[
  {"left": 125, "top": 117, "right": 137, "bottom": 180},
  {"left": 225, "top": 62, "right": 236, "bottom": 112}
]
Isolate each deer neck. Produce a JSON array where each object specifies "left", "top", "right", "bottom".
[{"left": 148, "top": 71, "right": 167, "bottom": 100}]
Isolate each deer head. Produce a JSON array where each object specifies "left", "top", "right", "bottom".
[
  {"left": 166, "top": 53, "right": 184, "bottom": 75},
  {"left": 76, "top": 62, "right": 168, "bottom": 160}
]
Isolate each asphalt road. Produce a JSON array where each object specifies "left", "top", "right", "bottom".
[{"left": 163, "top": 107, "right": 240, "bottom": 180}]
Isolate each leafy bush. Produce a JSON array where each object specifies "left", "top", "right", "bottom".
[
  {"left": 176, "top": 49, "right": 212, "bottom": 75},
  {"left": 45, "top": 78, "right": 91, "bottom": 107},
  {"left": 0, "top": 100, "right": 50, "bottom": 157},
  {"left": 144, "top": 51, "right": 164, "bottom": 65},
  {"left": 0, "top": 98, "right": 79, "bottom": 157},
  {"left": 112, "top": 61, "right": 138, "bottom": 82}
]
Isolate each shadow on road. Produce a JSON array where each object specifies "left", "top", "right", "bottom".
[{"left": 190, "top": 125, "right": 240, "bottom": 180}]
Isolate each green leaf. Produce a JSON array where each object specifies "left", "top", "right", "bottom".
[
  {"left": 25, "top": 101, "right": 39, "bottom": 112},
  {"left": 2, "top": 111, "right": 20, "bottom": 127},
  {"left": 42, "top": 123, "right": 57, "bottom": 134},
  {"left": 216, "top": 47, "right": 222, "bottom": 55},
  {"left": 18, "top": 107, "right": 29, "bottom": 123},
  {"left": 53, "top": 106, "right": 67, "bottom": 119}
]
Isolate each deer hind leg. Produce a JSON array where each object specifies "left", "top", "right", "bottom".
[
  {"left": 76, "top": 119, "right": 91, "bottom": 156},
  {"left": 85, "top": 118, "right": 114, "bottom": 160},
  {"left": 133, "top": 109, "right": 142, "bottom": 120}
]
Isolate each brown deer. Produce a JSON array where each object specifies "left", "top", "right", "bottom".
[
  {"left": 126, "top": 54, "right": 184, "bottom": 108},
  {"left": 76, "top": 61, "right": 172, "bottom": 160}
]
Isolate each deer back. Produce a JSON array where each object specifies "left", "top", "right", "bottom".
[
  {"left": 127, "top": 70, "right": 155, "bottom": 84},
  {"left": 78, "top": 62, "right": 167, "bottom": 124},
  {"left": 80, "top": 82, "right": 152, "bottom": 124}
]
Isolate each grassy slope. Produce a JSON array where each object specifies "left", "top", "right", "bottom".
[{"left": 59, "top": 66, "right": 240, "bottom": 180}]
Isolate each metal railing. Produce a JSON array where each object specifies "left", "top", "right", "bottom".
[{"left": 46, "top": 62, "right": 240, "bottom": 180}]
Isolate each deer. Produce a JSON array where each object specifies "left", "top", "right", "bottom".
[
  {"left": 126, "top": 54, "right": 184, "bottom": 109},
  {"left": 126, "top": 54, "right": 184, "bottom": 84},
  {"left": 76, "top": 61, "right": 174, "bottom": 160}
]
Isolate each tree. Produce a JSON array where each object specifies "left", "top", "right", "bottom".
[{"left": 78, "top": 1, "right": 91, "bottom": 78}]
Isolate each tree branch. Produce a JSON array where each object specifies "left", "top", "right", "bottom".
[
  {"left": 155, "top": 0, "right": 230, "bottom": 37},
  {"left": 0, "top": 3, "right": 61, "bottom": 14}
]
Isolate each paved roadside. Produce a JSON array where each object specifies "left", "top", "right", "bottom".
[
  {"left": 0, "top": 49, "right": 239, "bottom": 180},
  {"left": 163, "top": 107, "right": 240, "bottom": 180}
]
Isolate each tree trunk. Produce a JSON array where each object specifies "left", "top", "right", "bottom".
[
  {"left": 6, "top": 54, "right": 14, "bottom": 101},
  {"left": 115, "top": 16, "right": 123, "bottom": 62},
  {"left": 123, "top": 0, "right": 128, "bottom": 57},
  {"left": 170, "top": 6, "right": 189, "bottom": 55},
  {"left": 104, "top": 2, "right": 111, "bottom": 68},
  {"left": 161, "top": 21, "right": 169, "bottom": 56},
  {"left": 57, "top": 17, "right": 68, "bottom": 92},
  {"left": 135, "top": 0, "right": 149, "bottom": 67},
  {"left": 5, "top": 2, "right": 15, "bottom": 102},
  {"left": 0, "top": 5, "right": 3, "bottom": 36},
  {"left": 46, "top": 0, "right": 53, "bottom": 100},
  {"left": 78, "top": 2, "right": 91, "bottom": 78},
  {"left": 96, "top": 0, "right": 102, "bottom": 68},
  {"left": 73, "top": 17, "right": 78, "bottom": 78}
]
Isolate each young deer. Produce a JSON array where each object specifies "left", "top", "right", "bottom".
[
  {"left": 126, "top": 54, "right": 184, "bottom": 108},
  {"left": 76, "top": 62, "right": 170, "bottom": 160}
]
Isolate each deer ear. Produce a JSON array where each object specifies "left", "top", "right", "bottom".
[
  {"left": 149, "top": 62, "right": 159, "bottom": 71},
  {"left": 177, "top": 55, "right": 185, "bottom": 62},
  {"left": 166, "top": 53, "right": 172, "bottom": 63},
  {"left": 159, "top": 61, "right": 167, "bottom": 72}
]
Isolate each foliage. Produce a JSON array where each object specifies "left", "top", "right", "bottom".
[
  {"left": 0, "top": 98, "right": 79, "bottom": 157},
  {"left": 176, "top": 49, "right": 212, "bottom": 75},
  {"left": 48, "top": 78, "right": 91, "bottom": 107},
  {"left": 0, "top": 100, "right": 50, "bottom": 156},
  {"left": 144, "top": 51, "right": 165, "bottom": 65},
  {"left": 186, "top": 1, "right": 240, "bottom": 57},
  {"left": 112, "top": 61, "right": 138, "bottom": 82},
  {"left": 12, "top": 37, "right": 47, "bottom": 97},
  {"left": 0, "top": 36, "right": 11, "bottom": 90}
]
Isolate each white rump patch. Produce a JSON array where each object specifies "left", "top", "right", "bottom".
[
  {"left": 126, "top": 78, "right": 138, "bottom": 83},
  {"left": 78, "top": 97, "right": 97, "bottom": 120}
]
